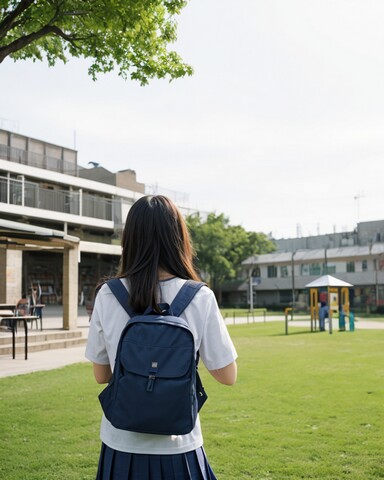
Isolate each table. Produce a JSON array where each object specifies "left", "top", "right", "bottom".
[
  {"left": 0, "top": 303, "right": 16, "bottom": 313},
  {"left": 0, "top": 304, "right": 16, "bottom": 318},
  {"left": 0, "top": 316, "right": 39, "bottom": 360}
]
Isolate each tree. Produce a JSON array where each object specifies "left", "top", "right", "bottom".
[
  {"left": 187, "top": 213, "right": 232, "bottom": 300},
  {"left": 0, "top": 0, "right": 192, "bottom": 84},
  {"left": 186, "top": 212, "right": 276, "bottom": 303}
]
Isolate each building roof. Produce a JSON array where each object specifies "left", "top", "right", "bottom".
[
  {"left": 243, "top": 244, "right": 383, "bottom": 266},
  {"left": 305, "top": 275, "right": 353, "bottom": 288},
  {"left": 0, "top": 219, "right": 79, "bottom": 249}
]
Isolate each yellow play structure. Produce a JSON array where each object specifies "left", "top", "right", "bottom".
[{"left": 306, "top": 275, "right": 354, "bottom": 334}]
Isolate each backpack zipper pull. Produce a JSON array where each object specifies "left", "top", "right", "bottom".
[
  {"left": 147, "top": 361, "right": 158, "bottom": 392},
  {"left": 147, "top": 374, "right": 156, "bottom": 392}
]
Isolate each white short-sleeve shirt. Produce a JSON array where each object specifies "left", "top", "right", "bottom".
[{"left": 85, "top": 277, "right": 238, "bottom": 455}]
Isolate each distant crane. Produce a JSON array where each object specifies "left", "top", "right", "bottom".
[{"left": 88, "top": 161, "right": 100, "bottom": 168}]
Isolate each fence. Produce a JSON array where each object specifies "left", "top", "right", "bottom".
[
  {"left": 223, "top": 308, "right": 267, "bottom": 325},
  {"left": 0, "top": 175, "right": 115, "bottom": 221},
  {"left": 0, "top": 144, "right": 77, "bottom": 175}
]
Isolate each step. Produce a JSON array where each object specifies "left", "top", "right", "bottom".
[
  {"left": 0, "top": 330, "right": 83, "bottom": 346},
  {"left": 0, "top": 338, "right": 87, "bottom": 355},
  {"left": 0, "top": 331, "right": 87, "bottom": 355}
]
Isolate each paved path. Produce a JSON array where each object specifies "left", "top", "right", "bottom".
[
  {"left": 0, "top": 309, "right": 383, "bottom": 378},
  {"left": 0, "top": 306, "right": 90, "bottom": 378}
]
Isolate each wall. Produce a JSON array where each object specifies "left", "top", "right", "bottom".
[
  {"left": 116, "top": 169, "right": 145, "bottom": 194},
  {"left": 0, "top": 248, "right": 22, "bottom": 303}
]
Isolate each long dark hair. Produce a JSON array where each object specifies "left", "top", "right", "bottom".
[{"left": 117, "top": 195, "right": 200, "bottom": 312}]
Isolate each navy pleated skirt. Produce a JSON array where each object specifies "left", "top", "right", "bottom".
[{"left": 95, "top": 443, "right": 218, "bottom": 480}]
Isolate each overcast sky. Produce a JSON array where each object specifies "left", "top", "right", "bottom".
[{"left": 1, "top": 0, "right": 384, "bottom": 239}]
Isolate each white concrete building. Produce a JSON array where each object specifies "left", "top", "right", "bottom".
[{"left": 0, "top": 129, "right": 145, "bottom": 327}]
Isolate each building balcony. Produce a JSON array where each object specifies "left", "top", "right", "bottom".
[
  {"left": 0, "top": 174, "right": 118, "bottom": 228},
  {"left": 0, "top": 143, "right": 78, "bottom": 176}
]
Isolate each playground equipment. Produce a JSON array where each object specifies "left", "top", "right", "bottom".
[{"left": 305, "top": 275, "right": 354, "bottom": 334}]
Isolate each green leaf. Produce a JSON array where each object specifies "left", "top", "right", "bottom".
[{"left": 0, "top": 0, "right": 193, "bottom": 84}]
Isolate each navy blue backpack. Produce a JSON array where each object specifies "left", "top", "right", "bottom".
[{"left": 98, "top": 278, "right": 208, "bottom": 436}]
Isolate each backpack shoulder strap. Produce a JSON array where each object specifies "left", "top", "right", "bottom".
[
  {"left": 106, "top": 278, "right": 136, "bottom": 318},
  {"left": 107, "top": 278, "right": 206, "bottom": 318},
  {"left": 171, "top": 280, "right": 206, "bottom": 317}
]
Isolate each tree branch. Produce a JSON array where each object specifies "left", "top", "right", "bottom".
[
  {"left": 0, "top": 0, "right": 35, "bottom": 40},
  {"left": 0, "top": 24, "right": 83, "bottom": 63}
]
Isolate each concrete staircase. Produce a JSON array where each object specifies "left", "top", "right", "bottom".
[{"left": 0, "top": 329, "right": 87, "bottom": 357}]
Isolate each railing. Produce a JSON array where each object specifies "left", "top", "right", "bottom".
[
  {"left": 83, "top": 192, "right": 112, "bottom": 220},
  {"left": 0, "top": 176, "right": 116, "bottom": 221},
  {"left": 0, "top": 144, "right": 78, "bottom": 176}
]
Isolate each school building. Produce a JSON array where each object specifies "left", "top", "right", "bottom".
[
  {"left": 0, "top": 128, "right": 147, "bottom": 328},
  {"left": 241, "top": 223, "right": 384, "bottom": 313}
]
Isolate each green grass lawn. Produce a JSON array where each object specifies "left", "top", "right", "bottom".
[{"left": 0, "top": 323, "right": 383, "bottom": 479}]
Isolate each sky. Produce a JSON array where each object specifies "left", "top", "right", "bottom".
[{"left": 1, "top": 0, "right": 384, "bottom": 239}]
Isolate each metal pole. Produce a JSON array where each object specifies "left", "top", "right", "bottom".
[
  {"left": 285, "top": 310, "right": 288, "bottom": 335},
  {"left": 291, "top": 252, "right": 295, "bottom": 321},
  {"left": 249, "top": 270, "right": 254, "bottom": 312},
  {"left": 328, "top": 286, "right": 333, "bottom": 334},
  {"left": 376, "top": 271, "right": 378, "bottom": 309}
]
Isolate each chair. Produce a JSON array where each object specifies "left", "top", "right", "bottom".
[
  {"left": 0, "top": 317, "right": 13, "bottom": 331},
  {"left": 30, "top": 305, "right": 44, "bottom": 330},
  {"left": 0, "top": 305, "right": 17, "bottom": 332},
  {"left": 15, "top": 299, "right": 40, "bottom": 330}
]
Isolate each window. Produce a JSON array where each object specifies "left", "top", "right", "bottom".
[
  {"left": 362, "top": 260, "right": 368, "bottom": 272},
  {"left": 267, "top": 265, "right": 277, "bottom": 278},
  {"left": 251, "top": 267, "right": 260, "bottom": 277},
  {"left": 280, "top": 266, "right": 289, "bottom": 277},
  {"left": 301, "top": 264, "right": 310, "bottom": 276},
  {"left": 323, "top": 263, "right": 336, "bottom": 274},
  {"left": 309, "top": 263, "right": 321, "bottom": 276},
  {"left": 346, "top": 261, "right": 355, "bottom": 273}
]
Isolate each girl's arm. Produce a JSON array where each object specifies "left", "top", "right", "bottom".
[
  {"left": 93, "top": 363, "right": 112, "bottom": 384},
  {"left": 209, "top": 360, "right": 237, "bottom": 385}
]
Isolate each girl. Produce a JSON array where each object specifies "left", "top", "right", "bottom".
[{"left": 86, "top": 195, "right": 237, "bottom": 479}]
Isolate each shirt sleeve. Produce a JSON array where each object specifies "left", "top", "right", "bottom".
[
  {"left": 198, "top": 290, "right": 238, "bottom": 371},
  {"left": 85, "top": 292, "right": 110, "bottom": 365}
]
